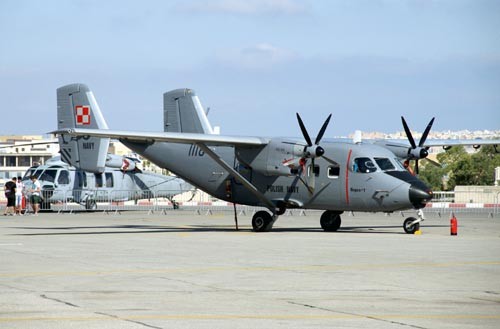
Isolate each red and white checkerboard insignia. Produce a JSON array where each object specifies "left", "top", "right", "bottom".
[{"left": 75, "top": 105, "right": 91, "bottom": 125}]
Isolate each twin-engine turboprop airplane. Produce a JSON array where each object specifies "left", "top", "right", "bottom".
[{"left": 52, "top": 84, "right": 499, "bottom": 233}]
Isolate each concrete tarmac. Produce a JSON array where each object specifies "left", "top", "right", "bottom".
[{"left": 1, "top": 210, "right": 499, "bottom": 328}]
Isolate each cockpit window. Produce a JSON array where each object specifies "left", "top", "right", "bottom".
[
  {"left": 58, "top": 170, "right": 70, "bottom": 185},
  {"left": 394, "top": 159, "right": 406, "bottom": 170},
  {"left": 31, "top": 169, "right": 43, "bottom": 178},
  {"left": 23, "top": 168, "right": 37, "bottom": 179},
  {"left": 353, "top": 157, "right": 377, "bottom": 173},
  {"left": 39, "top": 169, "right": 58, "bottom": 183},
  {"left": 374, "top": 158, "right": 395, "bottom": 171}
]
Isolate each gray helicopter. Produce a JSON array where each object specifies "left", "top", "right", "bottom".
[
  {"left": 23, "top": 154, "right": 193, "bottom": 210},
  {"left": 53, "top": 84, "right": 499, "bottom": 232}
]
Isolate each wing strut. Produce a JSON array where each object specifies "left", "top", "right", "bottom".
[{"left": 196, "top": 143, "right": 277, "bottom": 213}]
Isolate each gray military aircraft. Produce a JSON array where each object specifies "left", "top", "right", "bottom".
[
  {"left": 52, "top": 83, "right": 499, "bottom": 232},
  {"left": 23, "top": 154, "right": 193, "bottom": 210}
]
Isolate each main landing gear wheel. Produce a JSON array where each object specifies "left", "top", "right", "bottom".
[
  {"left": 85, "top": 199, "right": 97, "bottom": 211},
  {"left": 320, "top": 211, "right": 342, "bottom": 232},
  {"left": 403, "top": 217, "right": 420, "bottom": 234},
  {"left": 252, "top": 211, "right": 274, "bottom": 232}
]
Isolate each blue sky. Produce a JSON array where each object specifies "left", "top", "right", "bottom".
[{"left": 1, "top": 0, "right": 499, "bottom": 137}]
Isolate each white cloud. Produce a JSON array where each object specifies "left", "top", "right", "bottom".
[
  {"left": 216, "top": 43, "right": 298, "bottom": 69},
  {"left": 178, "top": 0, "right": 308, "bottom": 16}
]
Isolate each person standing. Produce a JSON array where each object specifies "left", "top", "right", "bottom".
[
  {"left": 3, "top": 177, "right": 17, "bottom": 216},
  {"left": 29, "top": 175, "right": 41, "bottom": 216},
  {"left": 15, "top": 176, "right": 24, "bottom": 215}
]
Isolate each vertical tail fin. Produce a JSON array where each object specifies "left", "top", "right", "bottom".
[
  {"left": 163, "top": 88, "right": 213, "bottom": 134},
  {"left": 57, "top": 83, "right": 110, "bottom": 173}
]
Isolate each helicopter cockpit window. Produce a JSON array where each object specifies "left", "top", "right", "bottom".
[
  {"left": 374, "top": 158, "right": 395, "bottom": 171},
  {"left": 58, "top": 170, "right": 70, "bottom": 185},
  {"left": 39, "top": 169, "right": 58, "bottom": 183},
  {"left": 353, "top": 157, "right": 377, "bottom": 173},
  {"left": 31, "top": 169, "right": 43, "bottom": 178},
  {"left": 23, "top": 168, "right": 37, "bottom": 180}
]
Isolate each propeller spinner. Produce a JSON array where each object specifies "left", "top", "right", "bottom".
[{"left": 295, "top": 113, "right": 332, "bottom": 193}]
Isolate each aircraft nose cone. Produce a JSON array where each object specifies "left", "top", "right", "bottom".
[{"left": 409, "top": 184, "right": 433, "bottom": 208}]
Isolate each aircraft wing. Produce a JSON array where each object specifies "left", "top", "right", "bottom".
[
  {"left": 52, "top": 128, "right": 270, "bottom": 147},
  {"left": 376, "top": 138, "right": 500, "bottom": 148}
]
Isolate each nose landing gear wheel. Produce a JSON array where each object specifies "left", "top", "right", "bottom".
[
  {"left": 252, "top": 211, "right": 274, "bottom": 232},
  {"left": 403, "top": 217, "right": 420, "bottom": 234}
]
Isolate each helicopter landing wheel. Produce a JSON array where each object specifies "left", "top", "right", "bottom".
[{"left": 85, "top": 199, "right": 97, "bottom": 211}]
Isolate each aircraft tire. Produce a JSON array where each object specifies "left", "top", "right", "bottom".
[
  {"left": 252, "top": 211, "right": 273, "bottom": 232},
  {"left": 85, "top": 199, "right": 97, "bottom": 211},
  {"left": 320, "top": 211, "right": 342, "bottom": 232},
  {"left": 403, "top": 217, "right": 419, "bottom": 234}
]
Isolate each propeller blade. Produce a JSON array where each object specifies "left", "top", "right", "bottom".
[
  {"left": 322, "top": 155, "right": 338, "bottom": 165},
  {"left": 414, "top": 159, "right": 419, "bottom": 175},
  {"left": 424, "top": 157, "right": 441, "bottom": 168},
  {"left": 314, "top": 114, "right": 332, "bottom": 145},
  {"left": 418, "top": 117, "right": 435, "bottom": 147},
  {"left": 296, "top": 113, "right": 313, "bottom": 147},
  {"left": 401, "top": 116, "right": 417, "bottom": 149}
]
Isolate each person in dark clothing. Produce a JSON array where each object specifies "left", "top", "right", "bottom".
[{"left": 3, "top": 177, "right": 17, "bottom": 216}]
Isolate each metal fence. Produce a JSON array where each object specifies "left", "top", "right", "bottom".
[{"left": 1, "top": 189, "right": 499, "bottom": 216}]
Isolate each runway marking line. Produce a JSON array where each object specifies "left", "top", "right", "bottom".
[
  {"left": 1, "top": 313, "right": 500, "bottom": 322},
  {"left": 0, "top": 261, "right": 499, "bottom": 278}
]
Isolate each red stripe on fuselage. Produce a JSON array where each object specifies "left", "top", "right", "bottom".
[{"left": 345, "top": 149, "right": 352, "bottom": 205}]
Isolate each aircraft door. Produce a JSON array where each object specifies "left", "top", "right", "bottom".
[{"left": 73, "top": 170, "right": 86, "bottom": 203}]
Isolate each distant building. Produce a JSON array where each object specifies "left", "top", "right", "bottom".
[{"left": 0, "top": 135, "right": 58, "bottom": 183}]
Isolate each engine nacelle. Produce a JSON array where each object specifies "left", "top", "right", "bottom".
[
  {"left": 408, "top": 147, "right": 429, "bottom": 160},
  {"left": 105, "top": 154, "right": 137, "bottom": 171},
  {"left": 236, "top": 139, "right": 305, "bottom": 176}
]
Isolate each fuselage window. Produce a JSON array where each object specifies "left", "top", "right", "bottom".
[
  {"left": 105, "top": 173, "right": 114, "bottom": 188},
  {"left": 327, "top": 165, "right": 340, "bottom": 178},
  {"left": 95, "top": 173, "right": 103, "bottom": 187},
  {"left": 58, "top": 170, "right": 70, "bottom": 185},
  {"left": 308, "top": 165, "right": 320, "bottom": 177},
  {"left": 374, "top": 158, "right": 395, "bottom": 171},
  {"left": 353, "top": 157, "right": 377, "bottom": 173}
]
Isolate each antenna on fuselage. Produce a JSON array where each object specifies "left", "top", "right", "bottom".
[{"left": 353, "top": 130, "right": 362, "bottom": 144}]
